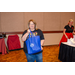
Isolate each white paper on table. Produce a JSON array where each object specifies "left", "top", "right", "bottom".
[{"left": 67, "top": 38, "right": 75, "bottom": 45}]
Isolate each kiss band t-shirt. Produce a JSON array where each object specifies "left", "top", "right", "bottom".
[
  {"left": 22, "top": 29, "right": 44, "bottom": 55},
  {"left": 64, "top": 25, "right": 74, "bottom": 33}
]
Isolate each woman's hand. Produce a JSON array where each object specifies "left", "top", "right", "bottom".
[
  {"left": 22, "top": 29, "right": 30, "bottom": 41},
  {"left": 41, "top": 46, "right": 43, "bottom": 50},
  {"left": 66, "top": 36, "right": 68, "bottom": 39},
  {"left": 27, "top": 29, "right": 30, "bottom": 34},
  {"left": 73, "top": 31, "right": 75, "bottom": 35}
]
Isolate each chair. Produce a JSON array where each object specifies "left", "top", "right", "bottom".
[{"left": 7, "top": 35, "right": 21, "bottom": 50}]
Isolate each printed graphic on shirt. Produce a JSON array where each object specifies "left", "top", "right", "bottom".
[
  {"left": 30, "top": 32, "right": 38, "bottom": 37},
  {"left": 72, "top": 27, "right": 74, "bottom": 29}
]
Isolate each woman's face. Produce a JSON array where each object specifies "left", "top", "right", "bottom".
[
  {"left": 69, "top": 21, "right": 73, "bottom": 25},
  {"left": 29, "top": 21, "right": 35, "bottom": 29}
]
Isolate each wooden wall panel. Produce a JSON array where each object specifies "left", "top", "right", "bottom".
[
  {"left": 43, "top": 12, "right": 61, "bottom": 31},
  {"left": 1, "top": 12, "right": 24, "bottom": 32},
  {"left": 60, "top": 12, "right": 75, "bottom": 30},
  {"left": 24, "top": 12, "right": 44, "bottom": 30},
  {"left": 0, "top": 13, "right": 2, "bottom": 32},
  {"left": 72, "top": 13, "right": 75, "bottom": 29},
  {"left": 0, "top": 12, "right": 75, "bottom": 32}
]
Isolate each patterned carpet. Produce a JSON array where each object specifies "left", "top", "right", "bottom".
[{"left": 0, "top": 45, "right": 61, "bottom": 62}]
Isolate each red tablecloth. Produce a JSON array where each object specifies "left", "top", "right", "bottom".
[
  {"left": 7, "top": 35, "right": 21, "bottom": 50},
  {"left": 0, "top": 38, "right": 7, "bottom": 55}
]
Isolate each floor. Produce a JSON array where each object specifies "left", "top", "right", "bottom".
[{"left": 0, "top": 45, "right": 61, "bottom": 62}]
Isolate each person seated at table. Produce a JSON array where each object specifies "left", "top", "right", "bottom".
[{"left": 59, "top": 19, "right": 75, "bottom": 46}]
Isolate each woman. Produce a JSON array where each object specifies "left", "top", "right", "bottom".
[
  {"left": 59, "top": 19, "right": 75, "bottom": 46},
  {"left": 22, "top": 19, "right": 45, "bottom": 62}
]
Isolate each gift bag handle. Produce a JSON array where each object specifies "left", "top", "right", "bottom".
[{"left": 29, "top": 29, "right": 33, "bottom": 37}]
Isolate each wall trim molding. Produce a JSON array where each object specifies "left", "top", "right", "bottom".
[
  {"left": 0, "top": 31, "right": 63, "bottom": 34},
  {"left": 43, "top": 31, "right": 63, "bottom": 33}
]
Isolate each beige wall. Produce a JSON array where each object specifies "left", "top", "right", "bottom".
[
  {"left": 60, "top": 12, "right": 75, "bottom": 30},
  {"left": 0, "top": 13, "right": 2, "bottom": 32},
  {"left": 0, "top": 12, "right": 24, "bottom": 32},
  {"left": 0, "top": 12, "right": 75, "bottom": 32},
  {"left": 43, "top": 12, "right": 61, "bottom": 31}
]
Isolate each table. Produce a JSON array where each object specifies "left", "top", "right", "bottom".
[
  {"left": 58, "top": 42, "right": 75, "bottom": 62},
  {"left": 0, "top": 38, "right": 7, "bottom": 55}
]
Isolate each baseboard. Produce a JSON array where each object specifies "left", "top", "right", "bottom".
[
  {"left": 9, "top": 48, "right": 23, "bottom": 51},
  {"left": 43, "top": 44, "right": 59, "bottom": 46}
]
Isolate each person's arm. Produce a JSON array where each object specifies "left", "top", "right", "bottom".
[
  {"left": 22, "top": 29, "right": 30, "bottom": 41},
  {"left": 41, "top": 40, "right": 45, "bottom": 46},
  {"left": 41, "top": 40, "right": 45, "bottom": 50},
  {"left": 63, "top": 28, "right": 68, "bottom": 39},
  {"left": 72, "top": 31, "right": 75, "bottom": 35},
  {"left": 39, "top": 29, "right": 45, "bottom": 50},
  {"left": 72, "top": 26, "right": 75, "bottom": 35}
]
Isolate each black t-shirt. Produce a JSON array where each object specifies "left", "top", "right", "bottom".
[
  {"left": 64, "top": 25, "right": 74, "bottom": 33},
  {"left": 22, "top": 29, "right": 45, "bottom": 55}
]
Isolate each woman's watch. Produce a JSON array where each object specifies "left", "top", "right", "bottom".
[{"left": 41, "top": 45, "right": 43, "bottom": 47}]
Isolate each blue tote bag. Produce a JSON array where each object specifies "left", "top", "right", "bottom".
[{"left": 25, "top": 30, "right": 42, "bottom": 54}]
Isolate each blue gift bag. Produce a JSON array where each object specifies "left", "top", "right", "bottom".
[{"left": 25, "top": 30, "right": 42, "bottom": 54}]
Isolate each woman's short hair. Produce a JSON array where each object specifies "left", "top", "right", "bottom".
[
  {"left": 28, "top": 19, "right": 36, "bottom": 29},
  {"left": 69, "top": 19, "right": 73, "bottom": 22},
  {"left": 68, "top": 19, "right": 73, "bottom": 24}
]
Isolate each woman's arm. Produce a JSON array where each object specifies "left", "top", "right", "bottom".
[
  {"left": 41, "top": 40, "right": 45, "bottom": 50},
  {"left": 41, "top": 40, "right": 45, "bottom": 46},
  {"left": 22, "top": 29, "right": 30, "bottom": 41},
  {"left": 73, "top": 31, "right": 75, "bottom": 35},
  {"left": 63, "top": 29, "right": 68, "bottom": 39}
]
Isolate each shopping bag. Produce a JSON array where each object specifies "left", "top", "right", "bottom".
[{"left": 25, "top": 30, "right": 42, "bottom": 54}]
